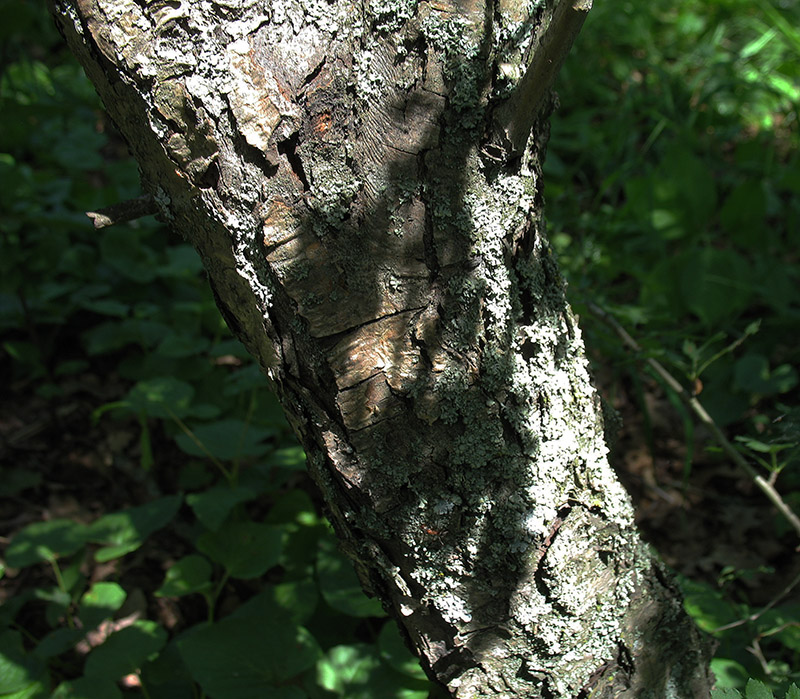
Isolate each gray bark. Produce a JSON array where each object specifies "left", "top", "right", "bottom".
[{"left": 50, "top": 0, "right": 714, "bottom": 695}]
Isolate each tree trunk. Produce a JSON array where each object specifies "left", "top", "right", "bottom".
[{"left": 50, "top": 0, "right": 714, "bottom": 695}]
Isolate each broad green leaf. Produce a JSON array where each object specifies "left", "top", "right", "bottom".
[
  {"left": 83, "top": 620, "right": 167, "bottom": 681},
  {"left": 5, "top": 519, "right": 89, "bottom": 568},
  {"left": 316, "top": 535, "right": 385, "bottom": 618},
  {"left": 35, "top": 629, "right": 84, "bottom": 659},
  {"left": 719, "top": 181, "right": 767, "bottom": 247},
  {"left": 710, "top": 657, "right": 749, "bottom": 689},
  {"left": 0, "top": 630, "right": 47, "bottom": 693},
  {"left": 156, "top": 332, "right": 210, "bottom": 358},
  {"left": 0, "top": 467, "right": 42, "bottom": 498},
  {"left": 233, "top": 581, "right": 319, "bottom": 626},
  {"left": 270, "top": 580, "right": 319, "bottom": 624},
  {"left": 316, "top": 643, "right": 429, "bottom": 699},
  {"left": 268, "top": 446, "right": 307, "bottom": 471},
  {"left": 745, "top": 679, "right": 773, "bottom": 699},
  {"left": 264, "top": 489, "right": 319, "bottom": 526},
  {"left": 175, "top": 418, "right": 274, "bottom": 460},
  {"left": 680, "top": 248, "right": 752, "bottom": 326},
  {"left": 52, "top": 677, "right": 122, "bottom": 699},
  {"left": 139, "top": 640, "right": 195, "bottom": 699},
  {"left": 127, "top": 377, "right": 195, "bottom": 420},
  {"left": 379, "top": 623, "right": 427, "bottom": 680},
  {"left": 177, "top": 610, "right": 319, "bottom": 696},
  {"left": 711, "top": 690, "right": 743, "bottom": 698},
  {"left": 785, "top": 684, "right": 800, "bottom": 699},
  {"left": 87, "top": 495, "right": 182, "bottom": 562},
  {"left": 317, "top": 644, "right": 379, "bottom": 693},
  {"left": 734, "top": 354, "right": 798, "bottom": 396},
  {"left": 196, "top": 520, "right": 283, "bottom": 579},
  {"left": 99, "top": 227, "right": 158, "bottom": 283},
  {"left": 0, "top": 680, "right": 49, "bottom": 699},
  {"left": 682, "top": 579, "right": 739, "bottom": 633},
  {"left": 187, "top": 485, "right": 258, "bottom": 531},
  {"left": 79, "top": 582, "right": 127, "bottom": 630},
  {"left": 155, "top": 555, "right": 213, "bottom": 597}
]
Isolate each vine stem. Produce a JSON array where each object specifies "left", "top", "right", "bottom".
[{"left": 588, "top": 302, "right": 800, "bottom": 540}]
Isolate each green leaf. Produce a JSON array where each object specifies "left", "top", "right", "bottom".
[
  {"left": 0, "top": 680, "right": 49, "bottom": 699},
  {"left": 711, "top": 656, "right": 749, "bottom": 690},
  {"left": 52, "top": 677, "right": 122, "bottom": 699},
  {"left": 36, "top": 629, "right": 85, "bottom": 659},
  {"left": 682, "top": 579, "right": 740, "bottom": 633},
  {"left": 264, "top": 488, "right": 319, "bottom": 526},
  {"left": 139, "top": 640, "right": 194, "bottom": 698},
  {"left": 157, "top": 332, "right": 210, "bottom": 358},
  {"left": 719, "top": 181, "right": 768, "bottom": 247},
  {"left": 87, "top": 495, "right": 182, "bottom": 562},
  {"left": 317, "top": 644, "right": 379, "bottom": 693},
  {"left": 99, "top": 227, "right": 158, "bottom": 283},
  {"left": 680, "top": 248, "right": 752, "bottom": 326},
  {"left": 268, "top": 446, "right": 307, "bottom": 471},
  {"left": 155, "top": 555, "right": 213, "bottom": 597},
  {"left": 734, "top": 354, "right": 798, "bottom": 396},
  {"left": 127, "top": 377, "right": 195, "bottom": 420},
  {"left": 177, "top": 610, "right": 320, "bottom": 696},
  {"left": 0, "top": 467, "right": 42, "bottom": 498},
  {"left": 186, "top": 485, "right": 258, "bottom": 531},
  {"left": 316, "top": 534, "right": 385, "bottom": 618},
  {"left": 785, "top": 684, "right": 800, "bottom": 699},
  {"left": 196, "top": 520, "right": 284, "bottom": 579},
  {"left": 379, "top": 622, "right": 427, "bottom": 680},
  {"left": 175, "top": 419, "right": 274, "bottom": 460},
  {"left": 0, "top": 630, "right": 47, "bottom": 694},
  {"left": 316, "top": 643, "right": 429, "bottom": 699},
  {"left": 270, "top": 580, "right": 319, "bottom": 625},
  {"left": 745, "top": 679, "right": 774, "bottom": 699},
  {"left": 5, "top": 519, "right": 89, "bottom": 568},
  {"left": 79, "top": 582, "right": 127, "bottom": 630},
  {"left": 712, "top": 690, "right": 743, "bottom": 698},
  {"left": 83, "top": 620, "right": 167, "bottom": 681}
]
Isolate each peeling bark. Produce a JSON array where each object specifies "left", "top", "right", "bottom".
[{"left": 50, "top": 0, "right": 714, "bottom": 695}]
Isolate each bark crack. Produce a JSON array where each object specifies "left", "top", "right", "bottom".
[{"left": 277, "top": 133, "right": 310, "bottom": 190}]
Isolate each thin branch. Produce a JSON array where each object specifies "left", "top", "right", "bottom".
[
  {"left": 494, "top": 0, "right": 592, "bottom": 154},
  {"left": 589, "top": 302, "right": 800, "bottom": 540},
  {"left": 711, "top": 569, "right": 800, "bottom": 633},
  {"left": 86, "top": 194, "right": 158, "bottom": 229}
]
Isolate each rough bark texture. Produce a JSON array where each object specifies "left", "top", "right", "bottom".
[{"left": 51, "top": 0, "right": 714, "bottom": 695}]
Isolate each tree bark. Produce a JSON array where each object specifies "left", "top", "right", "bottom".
[{"left": 50, "top": 0, "right": 714, "bottom": 695}]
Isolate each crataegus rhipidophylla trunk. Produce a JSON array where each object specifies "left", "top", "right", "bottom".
[{"left": 52, "top": 0, "right": 713, "bottom": 694}]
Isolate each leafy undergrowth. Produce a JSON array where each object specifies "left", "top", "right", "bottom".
[
  {"left": 548, "top": 0, "right": 800, "bottom": 692},
  {"left": 1, "top": 0, "right": 799, "bottom": 696}
]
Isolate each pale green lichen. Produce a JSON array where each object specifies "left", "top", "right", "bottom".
[
  {"left": 367, "top": 0, "right": 418, "bottom": 34},
  {"left": 420, "top": 13, "right": 484, "bottom": 125}
]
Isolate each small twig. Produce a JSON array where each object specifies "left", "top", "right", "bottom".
[
  {"left": 711, "top": 569, "right": 800, "bottom": 633},
  {"left": 747, "top": 638, "right": 771, "bottom": 675},
  {"left": 589, "top": 302, "right": 800, "bottom": 540},
  {"left": 86, "top": 194, "right": 158, "bottom": 229}
]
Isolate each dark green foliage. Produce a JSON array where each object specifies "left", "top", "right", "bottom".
[
  {"left": 1, "top": 0, "right": 799, "bottom": 695},
  {"left": 546, "top": 0, "right": 800, "bottom": 690}
]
